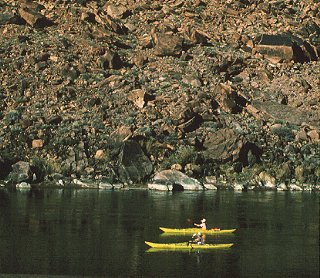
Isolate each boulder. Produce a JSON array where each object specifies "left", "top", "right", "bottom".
[
  {"left": 212, "top": 83, "right": 247, "bottom": 113},
  {"left": 254, "top": 34, "right": 318, "bottom": 63},
  {"left": 32, "top": 139, "right": 44, "bottom": 148},
  {"left": 72, "top": 178, "right": 97, "bottom": 188},
  {"left": 94, "top": 13, "right": 127, "bottom": 34},
  {"left": 150, "top": 169, "right": 203, "bottom": 191},
  {"left": 132, "top": 51, "right": 148, "bottom": 67},
  {"left": 128, "top": 89, "right": 154, "bottom": 109},
  {"left": 95, "top": 150, "right": 106, "bottom": 160},
  {"left": 20, "top": 0, "right": 45, "bottom": 12},
  {"left": 249, "top": 101, "right": 320, "bottom": 127},
  {"left": 277, "top": 183, "right": 288, "bottom": 191},
  {"left": 258, "top": 171, "right": 276, "bottom": 189},
  {"left": 233, "top": 183, "right": 244, "bottom": 191},
  {"left": 118, "top": 140, "right": 153, "bottom": 183},
  {"left": 111, "top": 126, "right": 133, "bottom": 142},
  {"left": 99, "top": 182, "right": 113, "bottom": 189},
  {"left": 307, "top": 129, "right": 320, "bottom": 142},
  {"left": 186, "top": 28, "right": 210, "bottom": 45},
  {"left": 18, "top": 8, "right": 53, "bottom": 27},
  {"left": 203, "top": 128, "right": 245, "bottom": 162},
  {"left": 288, "top": 183, "right": 303, "bottom": 191},
  {"left": 16, "top": 182, "right": 31, "bottom": 189},
  {"left": 203, "top": 176, "right": 217, "bottom": 190},
  {"left": 153, "top": 33, "right": 184, "bottom": 57},
  {"left": 113, "top": 183, "right": 125, "bottom": 190},
  {"left": 99, "top": 49, "right": 123, "bottom": 69},
  {"left": 104, "top": 4, "right": 130, "bottom": 19},
  {"left": 7, "top": 161, "right": 32, "bottom": 184},
  {"left": 182, "top": 74, "right": 202, "bottom": 87},
  {"left": 148, "top": 181, "right": 172, "bottom": 191}
]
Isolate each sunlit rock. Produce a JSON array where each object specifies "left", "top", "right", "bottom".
[
  {"left": 233, "top": 183, "right": 244, "bottom": 191},
  {"left": 148, "top": 181, "right": 172, "bottom": 191},
  {"left": 16, "top": 182, "right": 31, "bottom": 189},
  {"left": 113, "top": 183, "right": 125, "bottom": 190},
  {"left": 258, "top": 171, "right": 276, "bottom": 189},
  {"left": 99, "top": 182, "right": 113, "bottom": 189},
  {"left": 288, "top": 184, "right": 303, "bottom": 191},
  {"left": 277, "top": 183, "right": 288, "bottom": 191},
  {"left": 150, "top": 169, "right": 203, "bottom": 191}
]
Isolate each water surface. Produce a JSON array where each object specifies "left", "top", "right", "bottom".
[{"left": 0, "top": 189, "right": 318, "bottom": 277}]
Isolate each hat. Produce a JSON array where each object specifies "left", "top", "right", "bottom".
[{"left": 201, "top": 218, "right": 206, "bottom": 223}]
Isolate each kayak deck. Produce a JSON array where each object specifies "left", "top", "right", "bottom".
[
  {"left": 159, "top": 227, "right": 236, "bottom": 234},
  {"left": 145, "top": 241, "right": 233, "bottom": 250}
]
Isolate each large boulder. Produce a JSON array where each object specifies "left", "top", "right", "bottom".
[
  {"left": 258, "top": 171, "right": 276, "bottom": 189},
  {"left": 248, "top": 101, "right": 320, "bottom": 127},
  {"left": 7, "top": 161, "right": 32, "bottom": 184},
  {"left": 118, "top": 140, "right": 153, "bottom": 183},
  {"left": 18, "top": 6, "right": 53, "bottom": 28},
  {"left": 203, "top": 128, "right": 245, "bottom": 162},
  {"left": 152, "top": 33, "right": 184, "bottom": 57},
  {"left": 254, "top": 34, "right": 318, "bottom": 63},
  {"left": 149, "top": 169, "right": 203, "bottom": 191}
]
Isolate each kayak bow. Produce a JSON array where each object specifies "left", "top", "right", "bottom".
[
  {"left": 145, "top": 241, "right": 233, "bottom": 250},
  {"left": 159, "top": 227, "right": 236, "bottom": 235}
]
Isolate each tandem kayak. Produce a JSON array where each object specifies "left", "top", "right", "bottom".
[
  {"left": 145, "top": 241, "right": 233, "bottom": 250},
  {"left": 159, "top": 227, "right": 236, "bottom": 235}
]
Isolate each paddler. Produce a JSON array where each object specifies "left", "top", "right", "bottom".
[
  {"left": 188, "top": 232, "right": 206, "bottom": 245},
  {"left": 191, "top": 232, "right": 203, "bottom": 244},
  {"left": 194, "top": 218, "right": 207, "bottom": 230}
]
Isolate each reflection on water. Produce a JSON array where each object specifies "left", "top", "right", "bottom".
[{"left": 0, "top": 188, "right": 318, "bottom": 277}]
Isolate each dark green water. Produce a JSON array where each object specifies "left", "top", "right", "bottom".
[{"left": 0, "top": 189, "right": 318, "bottom": 277}]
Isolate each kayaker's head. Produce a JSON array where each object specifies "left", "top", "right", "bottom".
[{"left": 201, "top": 218, "right": 206, "bottom": 223}]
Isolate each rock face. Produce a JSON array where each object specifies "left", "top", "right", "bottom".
[
  {"left": 149, "top": 169, "right": 203, "bottom": 191},
  {"left": 118, "top": 140, "right": 153, "bottom": 184},
  {"left": 0, "top": 0, "right": 319, "bottom": 189}
]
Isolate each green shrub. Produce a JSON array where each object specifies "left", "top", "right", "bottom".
[
  {"left": 30, "top": 156, "right": 62, "bottom": 182},
  {"left": 272, "top": 126, "right": 295, "bottom": 141},
  {"left": 161, "top": 145, "right": 197, "bottom": 169},
  {"left": 5, "top": 110, "right": 20, "bottom": 125}
]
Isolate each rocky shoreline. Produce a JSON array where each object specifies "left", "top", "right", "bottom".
[{"left": 0, "top": 0, "right": 319, "bottom": 191}]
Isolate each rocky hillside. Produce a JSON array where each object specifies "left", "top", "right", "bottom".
[{"left": 0, "top": 0, "right": 319, "bottom": 190}]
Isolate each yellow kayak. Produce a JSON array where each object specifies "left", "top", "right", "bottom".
[
  {"left": 159, "top": 227, "right": 236, "bottom": 235},
  {"left": 145, "top": 241, "right": 233, "bottom": 250}
]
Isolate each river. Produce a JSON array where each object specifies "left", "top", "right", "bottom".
[{"left": 0, "top": 189, "right": 318, "bottom": 277}]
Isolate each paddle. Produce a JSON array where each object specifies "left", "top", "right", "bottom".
[
  {"left": 186, "top": 218, "right": 193, "bottom": 227},
  {"left": 187, "top": 218, "right": 202, "bottom": 228}
]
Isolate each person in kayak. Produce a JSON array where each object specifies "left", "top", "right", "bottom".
[
  {"left": 194, "top": 218, "right": 207, "bottom": 230},
  {"left": 189, "top": 232, "right": 204, "bottom": 245}
]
